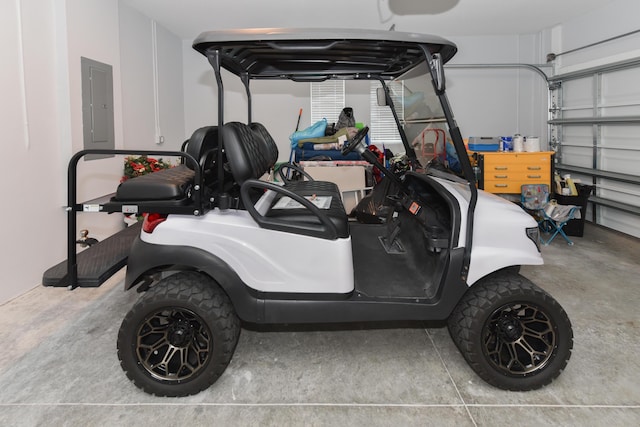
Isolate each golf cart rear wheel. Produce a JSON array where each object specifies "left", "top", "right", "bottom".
[
  {"left": 117, "top": 271, "right": 240, "bottom": 396},
  {"left": 448, "top": 272, "right": 572, "bottom": 391}
]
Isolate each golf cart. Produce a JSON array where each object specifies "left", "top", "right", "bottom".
[{"left": 44, "top": 28, "right": 572, "bottom": 397}]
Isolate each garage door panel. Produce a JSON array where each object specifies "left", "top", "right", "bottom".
[
  {"left": 552, "top": 59, "right": 640, "bottom": 238},
  {"left": 601, "top": 67, "right": 640, "bottom": 114},
  {"left": 562, "top": 125, "right": 592, "bottom": 145},
  {"left": 562, "top": 79, "right": 593, "bottom": 111},
  {"left": 561, "top": 146, "right": 594, "bottom": 168}
]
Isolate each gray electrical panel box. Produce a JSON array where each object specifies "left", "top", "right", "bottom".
[{"left": 81, "top": 57, "right": 114, "bottom": 159}]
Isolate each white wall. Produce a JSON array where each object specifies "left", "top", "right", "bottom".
[
  {"left": 119, "top": 1, "right": 185, "bottom": 151},
  {"left": 0, "top": 0, "right": 66, "bottom": 304},
  {"left": 551, "top": 0, "right": 640, "bottom": 73},
  {"left": 445, "top": 34, "right": 549, "bottom": 144},
  {"left": 119, "top": 3, "right": 155, "bottom": 149},
  {"left": 183, "top": 45, "right": 309, "bottom": 159},
  {"left": 155, "top": 24, "right": 186, "bottom": 148}
]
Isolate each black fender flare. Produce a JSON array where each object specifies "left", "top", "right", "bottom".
[{"left": 125, "top": 237, "right": 262, "bottom": 322}]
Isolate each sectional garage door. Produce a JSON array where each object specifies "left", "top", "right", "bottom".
[{"left": 549, "top": 58, "right": 640, "bottom": 238}]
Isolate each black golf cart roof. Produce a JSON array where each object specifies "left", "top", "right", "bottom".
[{"left": 192, "top": 28, "right": 457, "bottom": 80}]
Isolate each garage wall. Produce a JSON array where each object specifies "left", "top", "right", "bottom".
[
  {"left": 0, "top": 0, "right": 66, "bottom": 304},
  {"left": 446, "top": 34, "right": 549, "bottom": 145},
  {"left": 119, "top": 1, "right": 185, "bottom": 151},
  {"left": 551, "top": 0, "right": 640, "bottom": 73},
  {"left": 183, "top": 45, "right": 309, "bottom": 159},
  {"left": 0, "top": 0, "right": 125, "bottom": 304}
]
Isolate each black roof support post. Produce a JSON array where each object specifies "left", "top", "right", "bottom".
[
  {"left": 241, "top": 72, "right": 252, "bottom": 124},
  {"left": 419, "top": 44, "right": 477, "bottom": 283},
  {"left": 208, "top": 50, "right": 226, "bottom": 200}
]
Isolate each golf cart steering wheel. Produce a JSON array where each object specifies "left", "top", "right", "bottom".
[{"left": 341, "top": 126, "right": 370, "bottom": 156}]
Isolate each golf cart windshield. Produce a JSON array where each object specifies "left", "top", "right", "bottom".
[{"left": 382, "top": 62, "right": 463, "bottom": 176}]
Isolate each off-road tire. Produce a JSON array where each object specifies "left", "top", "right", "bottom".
[
  {"left": 448, "top": 272, "right": 572, "bottom": 391},
  {"left": 117, "top": 271, "right": 240, "bottom": 396}
]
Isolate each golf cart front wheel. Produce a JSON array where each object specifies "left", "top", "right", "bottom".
[
  {"left": 117, "top": 271, "right": 240, "bottom": 396},
  {"left": 448, "top": 272, "right": 573, "bottom": 391}
]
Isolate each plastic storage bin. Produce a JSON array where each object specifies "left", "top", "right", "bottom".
[
  {"left": 468, "top": 136, "right": 499, "bottom": 152},
  {"left": 553, "top": 183, "right": 594, "bottom": 236}
]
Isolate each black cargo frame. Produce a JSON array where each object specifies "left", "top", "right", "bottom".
[{"left": 64, "top": 149, "right": 205, "bottom": 289}]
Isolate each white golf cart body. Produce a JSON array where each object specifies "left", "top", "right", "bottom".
[
  {"left": 141, "top": 177, "right": 541, "bottom": 295},
  {"left": 91, "top": 31, "right": 540, "bottom": 329}
]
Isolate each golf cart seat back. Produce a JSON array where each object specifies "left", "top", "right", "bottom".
[
  {"left": 249, "top": 122, "right": 341, "bottom": 194},
  {"left": 249, "top": 122, "right": 278, "bottom": 167},
  {"left": 114, "top": 126, "right": 219, "bottom": 202},
  {"left": 223, "top": 122, "right": 339, "bottom": 192},
  {"left": 222, "top": 121, "right": 349, "bottom": 239}
]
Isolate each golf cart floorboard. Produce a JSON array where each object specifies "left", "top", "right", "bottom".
[
  {"left": 43, "top": 222, "right": 141, "bottom": 288},
  {"left": 351, "top": 222, "right": 441, "bottom": 299}
]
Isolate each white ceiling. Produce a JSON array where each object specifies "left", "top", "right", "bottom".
[{"left": 121, "top": 0, "right": 620, "bottom": 40}]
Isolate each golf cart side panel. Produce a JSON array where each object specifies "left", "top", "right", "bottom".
[
  {"left": 126, "top": 238, "right": 469, "bottom": 324},
  {"left": 259, "top": 247, "right": 469, "bottom": 323},
  {"left": 124, "top": 237, "right": 263, "bottom": 323},
  {"left": 137, "top": 209, "right": 355, "bottom": 294}
]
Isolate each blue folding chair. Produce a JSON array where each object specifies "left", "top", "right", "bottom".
[{"left": 521, "top": 184, "right": 579, "bottom": 246}]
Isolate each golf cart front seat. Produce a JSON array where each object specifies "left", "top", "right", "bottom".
[
  {"left": 249, "top": 122, "right": 340, "bottom": 192},
  {"left": 114, "top": 126, "right": 219, "bottom": 203},
  {"left": 222, "top": 121, "right": 349, "bottom": 239}
]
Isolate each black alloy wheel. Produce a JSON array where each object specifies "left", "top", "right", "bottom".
[
  {"left": 136, "top": 307, "right": 212, "bottom": 382},
  {"left": 118, "top": 271, "right": 240, "bottom": 397},
  {"left": 483, "top": 301, "right": 556, "bottom": 376}
]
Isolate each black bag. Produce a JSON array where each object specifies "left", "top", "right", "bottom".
[{"left": 336, "top": 107, "right": 355, "bottom": 130}]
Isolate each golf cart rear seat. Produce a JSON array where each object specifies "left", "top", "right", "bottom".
[
  {"left": 223, "top": 121, "right": 349, "bottom": 239},
  {"left": 112, "top": 126, "right": 219, "bottom": 205}
]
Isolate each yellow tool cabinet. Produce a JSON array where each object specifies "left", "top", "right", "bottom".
[{"left": 473, "top": 151, "right": 554, "bottom": 194}]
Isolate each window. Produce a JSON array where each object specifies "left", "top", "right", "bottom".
[
  {"left": 369, "top": 81, "right": 404, "bottom": 148},
  {"left": 310, "top": 80, "right": 345, "bottom": 124}
]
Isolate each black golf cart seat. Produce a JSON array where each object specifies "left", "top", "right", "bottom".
[
  {"left": 222, "top": 121, "right": 349, "bottom": 239},
  {"left": 113, "top": 125, "right": 219, "bottom": 203}
]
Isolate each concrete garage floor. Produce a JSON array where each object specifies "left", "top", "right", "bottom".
[{"left": 0, "top": 223, "right": 639, "bottom": 426}]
